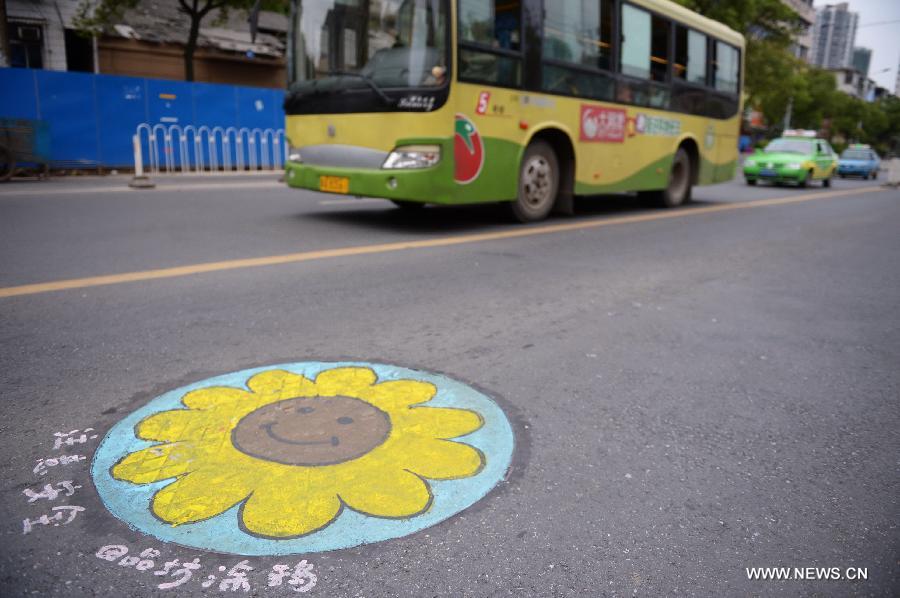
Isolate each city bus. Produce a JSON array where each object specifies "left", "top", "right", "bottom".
[{"left": 283, "top": 0, "right": 744, "bottom": 222}]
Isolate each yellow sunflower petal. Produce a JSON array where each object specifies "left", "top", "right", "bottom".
[
  {"left": 240, "top": 481, "right": 341, "bottom": 538},
  {"left": 339, "top": 468, "right": 432, "bottom": 518},
  {"left": 401, "top": 406, "right": 483, "bottom": 439},
  {"left": 181, "top": 386, "right": 250, "bottom": 410},
  {"left": 359, "top": 379, "right": 437, "bottom": 410},
  {"left": 151, "top": 470, "right": 252, "bottom": 526},
  {"left": 400, "top": 438, "right": 484, "bottom": 480},
  {"left": 246, "top": 369, "right": 316, "bottom": 401},
  {"left": 136, "top": 409, "right": 226, "bottom": 443},
  {"left": 314, "top": 367, "right": 377, "bottom": 396},
  {"left": 112, "top": 443, "right": 194, "bottom": 484}
]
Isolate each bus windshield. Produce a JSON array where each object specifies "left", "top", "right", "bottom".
[{"left": 289, "top": 0, "right": 448, "bottom": 95}]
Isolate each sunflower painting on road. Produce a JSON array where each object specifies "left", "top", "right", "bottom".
[{"left": 93, "top": 363, "right": 514, "bottom": 555}]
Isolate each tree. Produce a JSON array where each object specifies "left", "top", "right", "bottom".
[
  {"left": 75, "top": 0, "right": 270, "bottom": 82},
  {"left": 674, "top": 0, "right": 805, "bottom": 115}
]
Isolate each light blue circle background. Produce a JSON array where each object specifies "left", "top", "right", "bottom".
[{"left": 92, "top": 362, "right": 515, "bottom": 556}]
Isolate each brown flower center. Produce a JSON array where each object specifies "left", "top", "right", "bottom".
[{"left": 231, "top": 396, "right": 391, "bottom": 466}]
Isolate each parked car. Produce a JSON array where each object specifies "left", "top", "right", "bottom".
[
  {"left": 743, "top": 131, "right": 837, "bottom": 187},
  {"left": 837, "top": 145, "right": 880, "bottom": 179}
]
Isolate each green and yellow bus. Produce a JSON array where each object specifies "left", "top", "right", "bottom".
[{"left": 284, "top": 0, "right": 743, "bottom": 221}]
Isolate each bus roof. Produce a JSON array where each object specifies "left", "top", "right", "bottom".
[{"left": 631, "top": 0, "right": 745, "bottom": 48}]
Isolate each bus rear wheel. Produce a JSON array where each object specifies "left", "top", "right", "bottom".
[
  {"left": 511, "top": 140, "right": 558, "bottom": 223},
  {"left": 643, "top": 148, "right": 692, "bottom": 208}
]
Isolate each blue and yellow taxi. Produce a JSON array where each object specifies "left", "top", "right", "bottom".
[
  {"left": 743, "top": 131, "right": 838, "bottom": 187},
  {"left": 837, "top": 144, "right": 880, "bottom": 179}
]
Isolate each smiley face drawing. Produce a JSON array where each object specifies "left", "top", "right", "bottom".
[
  {"left": 231, "top": 396, "right": 392, "bottom": 466},
  {"left": 93, "top": 362, "right": 515, "bottom": 555}
]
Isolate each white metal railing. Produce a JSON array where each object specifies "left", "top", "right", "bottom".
[{"left": 132, "top": 124, "right": 287, "bottom": 175}]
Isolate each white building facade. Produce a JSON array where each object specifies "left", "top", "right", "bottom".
[{"left": 811, "top": 3, "right": 859, "bottom": 69}]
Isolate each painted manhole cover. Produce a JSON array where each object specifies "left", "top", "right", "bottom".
[{"left": 92, "top": 362, "right": 514, "bottom": 555}]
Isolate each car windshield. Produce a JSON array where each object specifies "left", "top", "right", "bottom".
[
  {"left": 764, "top": 139, "right": 814, "bottom": 154},
  {"left": 841, "top": 150, "right": 870, "bottom": 160},
  {"left": 289, "top": 0, "right": 448, "bottom": 94}
]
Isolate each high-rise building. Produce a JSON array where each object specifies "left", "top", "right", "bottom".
[
  {"left": 895, "top": 55, "right": 900, "bottom": 96},
  {"left": 811, "top": 3, "right": 859, "bottom": 69},
  {"left": 782, "top": 0, "right": 815, "bottom": 62},
  {"left": 852, "top": 47, "right": 871, "bottom": 78}
]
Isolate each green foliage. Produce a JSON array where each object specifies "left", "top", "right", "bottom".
[
  {"left": 674, "top": 0, "right": 805, "bottom": 119},
  {"left": 676, "top": 0, "right": 900, "bottom": 154}
]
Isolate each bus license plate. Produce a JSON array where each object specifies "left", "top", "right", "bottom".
[{"left": 319, "top": 175, "right": 349, "bottom": 194}]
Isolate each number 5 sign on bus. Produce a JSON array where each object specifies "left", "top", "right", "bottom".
[{"left": 475, "top": 92, "right": 491, "bottom": 115}]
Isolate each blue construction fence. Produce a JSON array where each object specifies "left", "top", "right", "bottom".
[{"left": 0, "top": 67, "right": 286, "bottom": 169}]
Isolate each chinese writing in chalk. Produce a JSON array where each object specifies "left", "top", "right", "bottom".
[
  {"left": 23, "top": 480, "right": 82, "bottom": 502},
  {"left": 269, "top": 560, "right": 317, "bottom": 593},
  {"left": 23, "top": 427, "right": 97, "bottom": 535},
  {"left": 53, "top": 428, "right": 99, "bottom": 450},
  {"left": 33, "top": 455, "right": 86, "bottom": 476},
  {"left": 95, "top": 545, "right": 317, "bottom": 593},
  {"left": 22, "top": 505, "right": 85, "bottom": 534}
]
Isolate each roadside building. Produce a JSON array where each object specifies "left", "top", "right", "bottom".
[
  {"left": 811, "top": 3, "right": 859, "bottom": 69},
  {"left": 827, "top": 66, "right": 878, "bottom": 100},
  {"left": 782, "top": 0, "right": 816, "bottom": 62},
  {"left": 852, "top": 47, "right": 871, "bottom": 78},
  {"left": 3, "top": 0, "right": 286, "bottom": 88},
  {"left": 5, "top": 0, "right": 86, "bottom": 71}
]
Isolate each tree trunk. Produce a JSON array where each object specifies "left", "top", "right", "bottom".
[{"left": 184, "top": 13, "right": 201, "bottom": 81}]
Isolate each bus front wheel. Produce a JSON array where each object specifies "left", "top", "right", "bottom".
[{"left": 511, "top": 141, "right": 559, "bottom": 222}]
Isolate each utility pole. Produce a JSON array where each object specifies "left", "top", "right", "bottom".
[
  {"left": 783, "top": 96, "right": 793, "bottom": 131},
  {"left": 0, "top": 0, "right": 11, "bottom": 67}
]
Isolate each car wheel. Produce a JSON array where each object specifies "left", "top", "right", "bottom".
[
  {"left": 823, "top": 175, "right": 831, "bottom": 188},
  {"left": 872, "top": 170, "right": 878, "bottom": 180},
  {"left": 510, "top": 140, "right": 558, "bottom": 223},
  {"left": 746, "top": 179, "right": 757, "bottom": 186},
  {"left": 839, "top": 173, "right": 845, "bottom": 179}
]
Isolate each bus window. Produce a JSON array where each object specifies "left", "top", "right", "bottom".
[
  {"left": 674, "top": 26, "right": 706, "bottom": 85},
  {"left": 650, "top": 15, "right": 669, "bottom": 82},
  {"left": 621, "top": 5, "right": 669, "bottom": 83},
  {"left": 459, "top": 0, "right": 520, "bottom": 50},
  {"left": 715, "top": 41, "right": 739, "bottom": 93},
  {"left": 543, "top": 0, "right": 613, "bottom": 71},
  {"left": 620, "top": 4, "right": 651, "bottom": 79},
  {"left": 458, "top": 0, "right": 522, "bottom": 87}
]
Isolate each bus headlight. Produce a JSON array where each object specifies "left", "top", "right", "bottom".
[
  {"left": 287, "top": 146, "right": 303, "bottom": 163},
  {"left": 382, "top": 145, "right": 441, "bottom": 169}
]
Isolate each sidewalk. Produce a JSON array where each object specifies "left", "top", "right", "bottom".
[{"left": 0, "top": 170, "right": 284, "bottom": 197}]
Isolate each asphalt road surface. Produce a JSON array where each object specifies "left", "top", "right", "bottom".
[{"left": 1, "top": 174, "right": 898, "bottom": 597}]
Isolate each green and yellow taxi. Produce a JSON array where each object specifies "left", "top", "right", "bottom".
[{"left": 743, "top": 131, "right": 838, "bottom": 187}]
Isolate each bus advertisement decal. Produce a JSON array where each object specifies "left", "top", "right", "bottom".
[
  {"left": 580, "top": 106, "right": 627, "bottom": 143},
  {"left": 629, "top": 113, "right": 682, "bottom": 138},
  {"left": 454, "top": 114, "right": 485, "bottom": 185}
]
